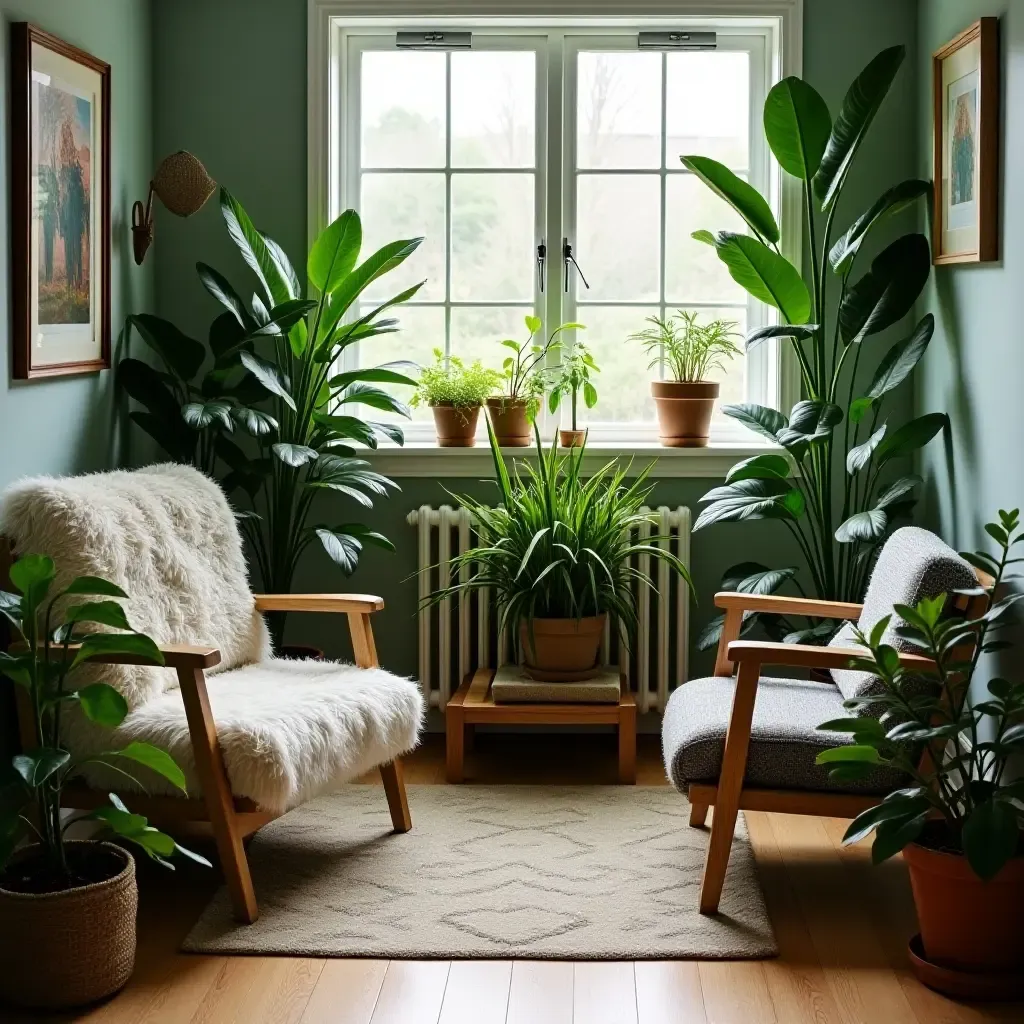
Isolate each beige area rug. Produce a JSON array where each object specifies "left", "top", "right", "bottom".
[{"left": 183, "top": 786, "right": 776, "bottom": 959}]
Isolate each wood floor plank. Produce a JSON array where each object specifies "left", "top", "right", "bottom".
[
  {"left": 437, "top": 960, "right": 511, "bottom": 1024},
  {"left": 634, "top": 961, "right": 706, "bottom": 1023},
  {"left": 505, "top": 960, "right": 573, "bottom": 1024},
  {"left": 188, "top": 957, "right": 268, "bottom": 1023},
  {"left": 300, "top": 960, "right": 389, "bottom": 1024},
  {"left": 697, "top": 961, "right": 776, "bottom": 1024},
  {"left": 369, "top": 960, "right": 450, "bottom": 1024},
  {"left": 768, "top": 812, "right": 918, "bottom": 1024},
  {"left": 573, "top": 962, "right": 638, "bottom": 1024},
  {"left": 744, "top": 810, "right": 842, "bottom": 1024},
  {"left": 232, "top": 958, "right": 324, "bottom": 1024}
]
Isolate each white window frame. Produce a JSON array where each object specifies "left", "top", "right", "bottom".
[{"left": 308, "top": 0, "right": 805, "bottom": 468}]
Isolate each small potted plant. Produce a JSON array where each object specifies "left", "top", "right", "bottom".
[
  {"left": 487, "top": 316, "right": 581, "bottom": 447},
  {"left": 816, "top": 509, "right": 1024, "bottom": 998},
  {"left": 630, "top": 311, "right": 741, "bottom": 448},
  {"left": 548, "top": 336, "right": 598, "bottom": 448},
  {"left": 0, "top": 554, "right": 207, "bottom": 1010},
  {"left": 428, "top": 421, "right": 692, "bottom": 680},
  {"left": 411, "top": 349, "right": 501, "bottom": 447}
]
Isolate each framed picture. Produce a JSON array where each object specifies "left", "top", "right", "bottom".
[
  {"left": 932, "top": 17, "right": 999, "bottom": 265},
  {"left": 11, "top": 23, "right": 110, "bottom": 379}
]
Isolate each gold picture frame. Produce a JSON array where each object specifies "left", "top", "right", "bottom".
[{"left": 932, "top": 17, "right": 999, "bottom": 265}]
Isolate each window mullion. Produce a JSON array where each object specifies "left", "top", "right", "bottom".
[
  {"left": 659, "top": 50, "right": 668, "bottom": 380},
  {"left": 444, "top": 51, "right": 453, "bottom": 364}
]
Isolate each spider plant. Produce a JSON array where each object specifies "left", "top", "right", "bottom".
[{"left": 630, "top": 311, "right": 741, "bottom": 383}]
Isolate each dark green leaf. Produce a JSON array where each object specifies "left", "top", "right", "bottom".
[
  {"left": 77, "top": 683, "right": 129, "bottom": 728},
  {"left": 778, "top": 400, "right": 843, "bottom": 446},
  {"left": 847, "top": 425, "right": 886, "bottom": 474},
  {"left": 10, "top": 554, "right": 56, "bottom": 608},
  {"left": 111, "top": 741, "right": 187, "bottom": 792},
  {"left": 874, "top": 413, "right": 947, "bottom": 465},
  {"left": 962, "top": 801, "right": 1020, "bottom": 880},
  {"left": 722, "top": 403, "right": 788, "bottom": 444},
  {"left": 843, "top": 796, "right": 929, "bottom": 846},
  {"left": 876, "top": 474, "right": 921, "bottom": 509},
  {"left": 816, "top": 744, "right": 882, "bottom": 764},
  {"left": 127, "top": 313, "right": 205, "bottom": 382},
  {"left": 696, "top": 478, "right": 803, "bottom": 530},
  {"left": 239, "top": 351, "right": 296, "bottom": 411},
  {"left": 865, "top": 315, "right": 934, "bottom": 400},
  {"left": 64, "top": 600, "right": 131, "bottom": 632},
  {"left": 829, "top": 179, "right": 931, "bottom": 273},
  {"left": 763, "top": 76, "right": 831, "bottom": 179},
  {"left": 745, "top": 323, "right": 818, "bottom": 351},
  {"left": 871, "top": 812, "right": 927, "bottom": 863},
  {"left": 725, "top": 453, "right": 792, "bottom": 484},
  {"left": 129, "top": 411, "right": 194, "bottom": 463},
  {"left": 220, "top": 188, "right": 294, "bottom": 307},
  {"left": 64, "top": 577, "right": 128, "bottom": 598},
  {"left": 72, "top": 633, "right": 165, "bottom": 670},
  {"left": 231, "top": 406, "right": 278, "bottom": 437},
  {"left": 13, "top": 749, "right": 70, "bottom": 787},
  {"left": 713, "top": 233, "right": 812, "bottom": 324},
  {"left": 680, "top": 155, "right": 780, "bottom": 243},
  {"left": 272, "top": 443, "right": 318, "bottom": 468},
  {"left": 196, "top": 262, "right": 252, "bottom": 329},
  {"left": 182, "top": 399, "right": 235, "bottom": 432},
  {"left": 335, "top": 381, "right": 411, "bottom": 417},
  {"left": 116, "top": 358, "right": 182, "bottom": 424}
]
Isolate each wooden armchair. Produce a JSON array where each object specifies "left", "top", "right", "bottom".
[{"left": 660, "top": 527, "right": 988, "bottom": 915}]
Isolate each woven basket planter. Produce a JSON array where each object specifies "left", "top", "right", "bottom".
[{"left": 0, "top": 841, "right": 137, "bottom": 1010}]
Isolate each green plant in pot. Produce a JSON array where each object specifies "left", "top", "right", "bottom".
[
  {"left": 683, "top": 45, "right": 942, "bottom": 648},
  {"left": 816, "top": 509, "right": 1024, "bottom": 991},
  {"left": 629, "top": 311, "right": 740, "bottom": 448},
  {"left": 411, "top": 349, "right": 501, "bottom": 448},
  {"left": 0, "top": 554, "right": 208, "bottom": 1010},
  {"left": 428, "top": 422, "right": 692, "bottom": 680},
  {"left": 548, "top": 336, "right": 598, "bottom": 448},
  {"left": 487, "top": 316, "right": 581, "bottom": 447}
]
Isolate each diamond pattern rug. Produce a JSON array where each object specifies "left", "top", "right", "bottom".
[{"left": 182, "top": 786, "right": 776, "bottom": 959}]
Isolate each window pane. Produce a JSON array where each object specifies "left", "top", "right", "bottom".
[
  {"left": 665, "top": 174, "right": 747, "bottom": 304},
  {"left": 666, "top": 52, "right": 749, "bottom": 169},
  {"left": 360, "top": 305, "right": 446, "bottom": 425},
  {"left": 573, "top": 306, "right": 659, "bottom": 425},
  {"left": 452, "top": 52, "right": 535, "bottom": 168},
  {"left": 577, "top": 175, "right": 660, "bottom": 301},
  {"left": 451, "top": 174, "right": 534, "bottom": 302},
  {"left": 361, "top": 173, "right": 446, "bottom": 301},
  {"left": 577, "top": 52, "right": 661, "bottom": 169},
  {"left": 449, "top": 306, "right": 534, "bottom": 370},
  {"left": 361, "top": 52, "right": 446, "bottom": 168}
]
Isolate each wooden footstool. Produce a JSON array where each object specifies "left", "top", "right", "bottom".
[{"left": 445, "top": 668, "right": 637, "bottom": 784}]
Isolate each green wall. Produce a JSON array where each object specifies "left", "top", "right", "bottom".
[{"left": 150, "top": 0, "right": 921, "bottom": 678}]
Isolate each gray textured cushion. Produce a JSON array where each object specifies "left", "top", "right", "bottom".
[
  {"left": 829, "top": 526, "right": 976, "bottom": 704},
  {"left": 661, "top": 675, "right": 905, "bottom": 795}
]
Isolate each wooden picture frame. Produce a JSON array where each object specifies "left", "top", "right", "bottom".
[
  {"left": 11, "top": 23, "right": 111, "bottom": 379},
  {"left": 932, "top": 17, "right": 999, "bottom": 265}
]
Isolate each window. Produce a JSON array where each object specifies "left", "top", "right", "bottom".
[{"left": 323, "top": 14, "right": 791, "bottom": 445}]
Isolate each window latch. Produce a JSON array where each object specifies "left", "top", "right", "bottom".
[
  {"left": 537, "top": 242, "right": 546, "bottom": 293},
  {"left": 563, "top": 238, "right": 590, "bottom": 293}
]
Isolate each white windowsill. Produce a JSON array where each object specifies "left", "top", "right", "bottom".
[{"left": 366, "top": 438, "right": 779, "bottom": 478}]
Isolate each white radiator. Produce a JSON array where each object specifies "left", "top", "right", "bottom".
[{"left": 407, "top": 505, "right": 692, "bottom": 713}]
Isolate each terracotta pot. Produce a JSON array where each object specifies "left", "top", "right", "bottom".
[
  {"left": 651, "top": 381, "right": 720, "bottom": 448},
  {"left": 903, "top": 841, "right": 1024, "bottom": 973},
  {"left": 486, "top": 398, "right": 531, "bottom": 447},
  {"left": 519, "top": 614, "right": 607, "bottom": 680},
  {"left": 559, "top": 428, "right": 586, "bottom": 448},
  {"left": 0, "top": 841, "right": 137, "bottom": 1009},
  {"left": 431, "top": 403, "right": 481, "bottom": 447}
]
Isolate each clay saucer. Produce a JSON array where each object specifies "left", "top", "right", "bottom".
[{"left": 908, "top": 934, "right": 1024, "bottom": 1001}]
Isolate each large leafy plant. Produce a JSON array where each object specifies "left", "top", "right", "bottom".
[
  {"left": 817, "top": 510, "right": 1024, "bottom": 880},
  {"left": 121, "top": 189, "right": 424, "bottom": 647},
  {"left": 684, "top": 46, "right": 941, "bottom": 647},
  {"left": 0, "top": 555, "right": 208, "bottom": 887},
  {"left": 429, "top": 423, "right": 692, "bottom": 642}
]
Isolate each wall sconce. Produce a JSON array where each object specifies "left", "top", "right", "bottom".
[{"left": 131, "top": 151, "right": 215, "bottom": 264}]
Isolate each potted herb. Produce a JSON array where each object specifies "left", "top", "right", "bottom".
[
  {"left": 487, "top": 316, "right": 581, "bottom": 447},
  {"left": 411, "top": 349, "right": 501, "bottom": 447},
  {"left": 548, "top": 336, "right": 598, "bottom": 448},
  {"left": 816, "top": 509, "right": 1024, "bottom": 995},
  {"left": 0, "top": 554, "right": 207, "bottom": 1010},
  {"left": 430, "top": 422, "right": 692, "bottom": 680},
  {"left": 629, "top": 310, "right": 740, "bottom": 448}
]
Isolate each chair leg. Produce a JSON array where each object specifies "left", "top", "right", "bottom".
[
  {"left": 380, "top": 759, "right": 412, "bottom": 833},
  {"left": 689, "top": 803, "right": 709, "bottom": 828},
  {"left": 205, "top": 792, "right": 259, "bottom": 924},
  {"left": 699, "top": 660, "right": 759, "bottom": 915}
]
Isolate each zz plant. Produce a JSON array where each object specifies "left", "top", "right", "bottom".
[
  {"left": 684, "top": 45, "right": 941, "bottom": 647},
  {"left": 0, "top": 555, "right": 208, "bottom": 887},
  {"left": 817, "top": 510, "right": 1024, "bottom": 879}
]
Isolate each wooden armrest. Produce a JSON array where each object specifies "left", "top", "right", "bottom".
[
  {"left": 13, "top": 641, "right": 220, "bottom": 670},
  {"left": 715, "top": 591, "right": 863, "bottom": 620},
  {"left": 252, "top": 594, "right": 384, "bottom": 614},
  {"left": 727, "top": 640, "right": 937, "bottom": 673}
]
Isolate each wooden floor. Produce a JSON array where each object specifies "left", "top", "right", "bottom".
[{"left": 11, "top": 734, "right": 1022, "bottom": 1024}]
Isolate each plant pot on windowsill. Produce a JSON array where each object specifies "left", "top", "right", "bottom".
[
  {"left": 431, "top": 402, "right": 481, "bottom": 447},
  {"left": 559, "top": 428, "right": 585, "bottom": 448},
  {"left": 0, "top": 841, "right": 137, "bottom": 1010},
  {"left": 651, "top": 380, "right": 719, "bottom": 448},
  {"left": 486, "top": 398, "right": 531, "bottom": 447},
  {"left": 519, "top": 614, "right": 606, "bottom": 681}
]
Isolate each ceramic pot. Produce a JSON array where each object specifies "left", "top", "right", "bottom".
[
  {"left": 903, "top": 841, "right": 1024, "bottom": 974},
  {"left": 486, "top": 398, "right": 531, "bottom": 447},
  {"left": 651, "top": 381, "right": 720, "bottom": 447},
  {"left": 0, "top": 841, "right": 137, "bottom": 1009},
  {"left": 431, "top": 403, "right": 481, "bottom": 447},
  {"left": 519, "top": 614, "right": 607, "bottom": 680},
  {"left": 559, "top": 428, "right": 586, "bottom": 448}
]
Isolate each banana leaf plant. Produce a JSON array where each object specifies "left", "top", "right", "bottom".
[
  {"left": 120, "top": 188, "right": 423, "bottom": 648},
  {"left": 684, "top": 46, "right": 944, "bottom": 649}
]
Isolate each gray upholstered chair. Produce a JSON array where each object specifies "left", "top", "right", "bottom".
[{"left": 662, "top": 526, "right": 987, "bottom": 914}]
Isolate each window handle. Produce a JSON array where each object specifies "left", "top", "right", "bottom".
[
  {"left": 537, "top": 241, "right": 546, "bottom": 293},
  {"left": 563, "top": 237, "right": 590, "bottom": 293}
]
